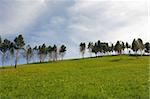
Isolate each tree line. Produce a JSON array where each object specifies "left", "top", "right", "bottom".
[
  {"left": 0, "top": 35, "right": 66, "bottom": 68},
  {"left": 79, "top": 39, "right": 150, "bottom": 58},
  {"left": 0, "top": 35, "right": 149, "bottom": 68}
]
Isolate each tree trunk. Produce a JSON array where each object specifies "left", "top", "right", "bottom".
[
  {"left": 26, "top": 56, "right": 29, "bottom": 64},
  {"left": 15, "top": 50, "right": 19, "bottom": 68},
  {"left": 82, "top": 53, "right": 84, "bottom": 59},
  {"left": 2, "top": 53, "right": 4, "bottom": 67}
]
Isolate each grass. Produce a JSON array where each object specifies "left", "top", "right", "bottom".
[{"left": 0, "top": 55, "right": 149, "bottom": 99}]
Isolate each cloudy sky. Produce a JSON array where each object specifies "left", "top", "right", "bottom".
[{"left": 0, "top": 0, "right": 149, "bottom": 58}]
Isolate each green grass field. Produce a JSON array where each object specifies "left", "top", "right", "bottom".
[{"left": 0, "top": 55, "right": 149, "bottom": 99}]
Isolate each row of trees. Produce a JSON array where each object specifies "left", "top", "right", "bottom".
[
  {"left": 0, "top": 35, "right": 66, "bottom": 68},
  {"left": 79, "top": 38, "right": 150, "bottom": 58},
  {"left": 0, "top": 35, "right": 149, "bottom": 68}
]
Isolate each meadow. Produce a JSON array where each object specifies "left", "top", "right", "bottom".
[{"left": 0, "top": 55, "right": 149, "bottom": 99}]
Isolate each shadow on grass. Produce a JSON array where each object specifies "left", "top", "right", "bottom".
[
  {"left": 30, "top": 61, "right": 53, "bottom": 65},
  {"left": 0, "top": 66, "right": 15, "bottom": 69},
  {"left": 110, "top": 59, "right": 122, "bottom": 62}
]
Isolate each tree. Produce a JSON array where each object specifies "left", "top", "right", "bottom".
[
  {"left": 101, "top": 43, "right": 109, "bottom": 54},
  {"left": 33, "top": 46, "right": 38, "bottom": 62},
  {"left": 92, "top": 42, "right": 99, "bottom": 57},
  {"left": 110, "top": 44, "right": 114, "bottom": 52},
  {"left": 132, "top": 39, "right": 139, "bottom": 55},
  {"left": 114, "top": 41, "right": 122, "bottom": 55},
  {"left": 38, "top": 46, "right": 42, "bottom": 62},
  {"left": 38, "top": 44, "right": 47, "bottom": 62},
  {"left": 47, "top": 45, "right": 53, "bottom": 61},
  {"left": 126, "top": 42, "right": 130, "bottom": 54},
  {"left": 0, "top": 39, "right": 11, "bottom": 66},
  {"left": 122, "top": 42, "right": 125, "bottom": 53},
  {"left": 14, "top": 35, "right": 25, "bottom": 68},
  {"left": 137, "top": 38, "right": 144, "bottom": 55},
  {"left": 24, "top": 45, "right": 33, "bottom": 64},
  {"left": 79, "top": 42, "right": 86, "bottom": 58},
  {"left": 87, "top": 42, "right": 93, "bottom": 57},
  {"left": 126, "top": 42, "right": 130, "bottom": 49},
  {"left": 52, "top": 45, "right": 57, "bottom": 61},
  {"left": 144, "top": 42, "right": 150, "bottom": 53},
  {"left": 9, "top": 42, "right": 15, "bottom": 66},
  {"left": 97, "top": 40, "right": 102, "bottom": 55},
  {"left": 59, "top": 45, "right": 67, "bottom": 60}
]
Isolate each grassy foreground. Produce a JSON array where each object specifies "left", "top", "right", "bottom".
[{"left": 0, "top": 55, "right": 149, "bottom": 99}]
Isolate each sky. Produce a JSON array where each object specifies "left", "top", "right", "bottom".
[{"left": 0, "top": 0, "right": 149, "bottom": 59}]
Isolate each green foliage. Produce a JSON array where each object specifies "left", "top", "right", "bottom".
[
  {"left": 14, "top": 35, "right": 25, "bottom": 49},
  {"left": 132, "top": 39, "right": 139, "bottom": 53},
  {"left": 59, "top": 45, "right": 67, "bottom": 60},
  {"left": 25, "top": 45, "right": 33, "bottom": 64},
  {"left": 144, "top": 42, "right": 150, "bottom": 53},
  {"left": 132, "top": 38, "right": 144, "bottom": 55},
  {"left": 114, "top": 41, "right": 122, "bottom": 54},
  {"left": 87, "top": 42, "right": 93, "bottom": 57},
  {"left": 14, "top": 35, "right": 25, "bottom": 68},
  {"left": 92, "top": 42, "right": 99, "bottom": 56},
  {"left": 59, "top": 45, "right": 66, "bottom": 53},
  {"left": 0, "top": 56, "right": 149, "bottom": 98},
  {"left": 38, "top": 44, "right": 47, "bottom": 62},
  {"left": 52, "top": 45, "right": 58, "bottom": 61},
  {"left": 0, "top": 39, "right": 11, "bottom": 53},
  {"left": 125, "top": 42, "right": 130, "bottom": 49},
  {"left": 137, "top": 38, "right": 144, "bottom": 51},
  {"left": 47, "top": 45, "right": 53, "bottom": 61},
  {"left": 101, "top": 43, "right": 109, "bottom": 53},
  {"left": 0, "top": 39, "right": 11, "bottom": 66},
  {"left": 79, "top": 42, "right": 86, "bottom": 58}
]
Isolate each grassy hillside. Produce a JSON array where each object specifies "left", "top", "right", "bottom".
[{"left": 0, "top": 55, "right": 149, "bottom": 99}]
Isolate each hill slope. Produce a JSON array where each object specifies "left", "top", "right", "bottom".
[{"left": 0, "top": 55, "right": 149, "bottom": 98}]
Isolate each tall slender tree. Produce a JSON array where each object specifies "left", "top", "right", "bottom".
[
  {"left": 87, "top": 42, "right": 93, "bottom": 57},
  {"left": 47, "top": 45, "right": 53, "bottom": 61},
  {"left": 97, "top": 40, "right": 102, "bottom": 55},
  {"left": 52, "top": 45, "right": 57, "bottom": 61},
  {"left": 0, "top": 39, "right": 11, "bottom": 66},
  {"left": 92, "top": 43, "right": 99, "bottom": 57},
  {"left": 33, "top": 46, "right": 38, "bottom": 62},
  {"left": 132, "top": 39, "right": 139, "bottom": 55},
  {"left": 144, "top": 42, "right": 150, "bottom": 53},
  {"left": 110, "top": 44, "right": 114, "bottom": 53},
  {"left": 79, "top": 42, "right": 86, "bottom": 58},
  {"left": 38, "top": 45, "right": 42, "bottom": 62},
  {"left": 125, "top": 42, "right": 130, "bottom": 54},
  {"left": 137, "top": 38, "right": 144, "bottom": 55},
  {"left": 9, "top": 42, "right": 15, "bottom": 66},
  {"left": 101, "top": 43, "right": 109, "bottom": 54},
  {"left": 122, "top": 42, "right": 125, "bottom": 54},
  {"left": 24, "top": 45, "right": 33, "bottom": 64},
  {"left": 114, "top": 41, "right": 122, "bottom": 55},
  {"left": 59, "top": 45, "right": 67, "bottom": 60},
  {"left": 38, "top": 44, "right": 47, "bottom": 62},
  {"left": 14, "top": 35, "right": 25, "bottom": 68}
]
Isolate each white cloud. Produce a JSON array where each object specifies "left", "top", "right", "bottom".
[
  {"left": 0, "top": 0, "right": 148, "bottom": 59},
  {"left": 0, "top": 0, "right": 49, "bottom": 35},
  {"left": 67, "top": 0, "right": 148, "bottom": 44}
]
